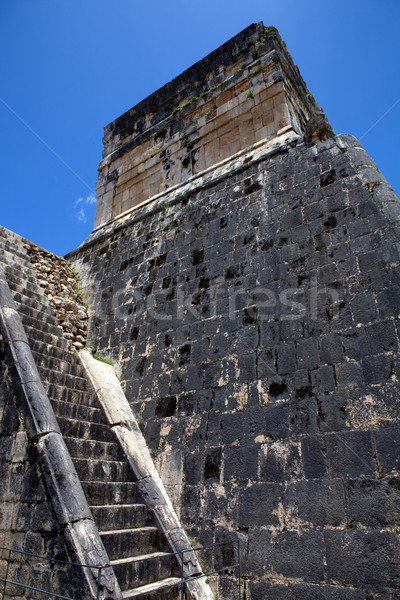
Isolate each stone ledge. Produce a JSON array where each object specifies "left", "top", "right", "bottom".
[{"left": 68, "top": 128, "right": 301, "bottom": 259}]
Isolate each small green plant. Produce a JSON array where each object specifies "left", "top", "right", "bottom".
[
  {"left": 182, "top": 135, "right": 194, "bottom": 150},
  {"left": 248, "top": 65, "right": 262, "bottom": 77},
  {"left": 234, "top": 63, "right": 245, "bottom": 75},
  {"left": 210, "top": 81, "right": 222, "bottom": 92},
  {"left": 205, "top": 578, "right": 210, "bottom": 585},
  {"left": 172, "top": 95, "right": 200, "bottom": 116},
  {"left": 69, "top": 265, "right": 79, "bottom": 281},
  {"left": 246, "top": 89, "right": 254, "bottom": 99},
  {"left": 66, "top": 262, "right": 86, "bottom": 303},
  {"left": 205, "top": 110, "right": 212, "bottom": 121},
  {"left": 129, "top": 108, "right": 137, "bottom": 117},
  {"left": 129, "top": 224, "right": 145, "bottom": 234},
  {"left": 93, "top": 353, "right": 114, "bottom": 366}
]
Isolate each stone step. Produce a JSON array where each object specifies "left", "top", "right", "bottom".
[
  {"left": 65, "top": 437, "right": 123, "bottom": 461},
  {"left": 0, "top": 232, "right": 26, "bottom": 247},
  {"left": 25, "top": 328, "right": 72, "bottom": 352},
  {"left": 50, "top": 398, "right": 103, "bottom": 422},
  {"left": 73, "top": 458, "right": 135, "bottom": 482},
  {"left": 30, "top": 339, "right": 79, "bottom": 361},
  {"left": 14, "top": 302, "right": 60, "bottom": 329},
  {"left": 4, "top": 267, "right": 41, "bottom": 291},
  {"left": 0, "top": 227, "right": 28, "bottom": 244},
  {"left": 0, "top": 244, "right": 32, "bottom": 265},
  {"left": 81, "top": 481, "right": 140, "bottom": 506},
  {"left": 111, "top": 552, "right": 178, "bottom": 593},
  {"left": 0, "top": 226, "right": 26, "bottom": 245},
  {"left": 91, "top": 504, "right": 150, "bottom": 531},
  {"left": 35, "top": 366, "right": 89, "bottom": 393},
  {"left": 11, "top": 291, "right": 54, "bottom": 316},
  {"left": 29, "top": 351, "right": 83, "bottom": 378},
  {"left": 8, "top": 280, "right": 44, "bottom": 299},
  {"left": 47, "top": 383, "right": 96, "bottom": 407},
  {"left": 56, "top": 416, "right": 114, "bottom": 443},
  {"left": 101, "top": 527, "right": 164, "bottom": 561},
  {"left": 20, "top": 313, "right": 65, "bottom": 338},
  {"left": 33, "top": 351, "right": 85, "bottom": 378},
  {"left": 121, "top": 577, "right": 182, "bottom": 600}
]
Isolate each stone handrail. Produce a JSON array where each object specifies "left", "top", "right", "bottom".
[{"left": 79, "top": 349, "right": 215, "bottom": 600}]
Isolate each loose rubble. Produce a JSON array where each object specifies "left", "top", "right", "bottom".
[{"left": 24, "top": 242, "right": 88, "bottom": 350}]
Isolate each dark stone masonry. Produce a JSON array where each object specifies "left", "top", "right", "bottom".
[
  {"left": 69, "top": 132, "right": 400, "bottom": 598},
  {"left": 1, "top": 21, "right": 400, "bottom": 600}
]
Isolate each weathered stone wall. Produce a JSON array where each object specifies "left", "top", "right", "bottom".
[
  {"left": 95, "top": 22, "right": 324, "bottom": 229},
  {"left": 25, "top": 242, "right": 89, "bottom": 350},
  {"left": 69, "top": 133, "right": 400, "bottom": 599},
  {"left": 0, "top": 334, "right": 85, "bottom": 600}
]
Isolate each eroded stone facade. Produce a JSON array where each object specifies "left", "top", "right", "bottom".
[
  {"left": 69, "top": 132, "right": 400, "bottom": 599},
  {"left": 95, "top": 23, "right": 328, "bottom": 229}
]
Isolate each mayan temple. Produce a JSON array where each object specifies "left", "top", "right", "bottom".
[{"left": 1, "top": 22, "right": 399, "bottom": 600}]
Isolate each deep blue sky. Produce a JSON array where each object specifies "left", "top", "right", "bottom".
[{"left": 1, "top": 1, "right": 399, "bottom": 256}]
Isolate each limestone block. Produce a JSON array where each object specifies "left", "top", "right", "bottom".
[
  {"left": 11, "top": 431, "right": 28, "bottom": 463},
  {"left": 239, "top": 121, "right": 255, "bottom": 149},
  {"left": 225, "top": 96, "right": 239, "bottom": 113},
  {"left": 79, "top": 350, "right": 134, "bottom": 427},
  {"left": 37, "top": 432, "right": 92, "bottom": 524},
  {"left": 112, "top": 425, "right": 156, "bottom": 481},
  {"left": 0, "top": 279, "right": 17, "bottom": 311},
  {"left": 186, "top": 578, "right": 215, "bottom": 600},
  {"left": 64, "top": 519, "right": 122, "bottom": 600},
  {"left": 10, "top": 340, "right": 43, "bottom": 384},
  {"left": 251, "top": 106, "right": 264, "bottom": 131},
  {"left": 0, "top": 307, "right": 29, "bottom": 344},
  {"left": 111, "top": 200, "right": 122, "bottom": 221},
  {"left": 0, "top": 502, "right": 14, "bottom": 530},
  {"left": 215, "top": 90, "right": 232, "bottom": 109}
]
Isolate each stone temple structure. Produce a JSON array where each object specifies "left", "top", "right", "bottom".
[{"left": 1, "top": 22, "right": 399, "bottom": 600}]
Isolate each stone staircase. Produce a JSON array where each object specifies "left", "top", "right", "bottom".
[{"left": 0, "top": 226, "right": 183, "bottom": 599}]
